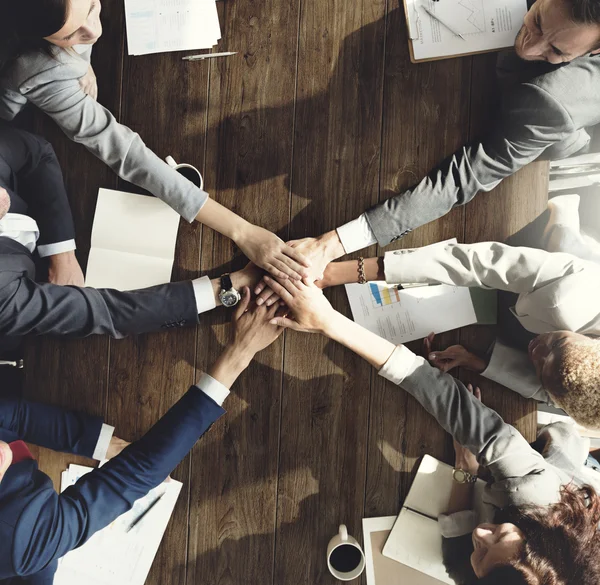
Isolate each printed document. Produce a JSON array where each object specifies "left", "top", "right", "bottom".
[
  {"left": 55, "top": 464, "right": 183, "bottom": 585},
  {"left": 85, "top": 188, "right": 181, "bottom": 291},
  {"left": 125, "top": 0, "right": 221, "bottom": 55},
  {"left": 406, "top": 0, "right": 528, "bottom": 61},
  {"left": 345, "top": 281, "right": 477, "bottom": 344}
]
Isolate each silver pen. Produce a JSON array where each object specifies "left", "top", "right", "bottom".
[
  {"left": 422, "top": 6, "right": 467, "bottom": 41},
  {"left": 182, "top": 51, "right": 237, "bottom": 61}
]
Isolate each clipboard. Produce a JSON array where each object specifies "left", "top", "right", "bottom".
[{"left": 402, "top": 0, "right": 528, "bottom": 64}]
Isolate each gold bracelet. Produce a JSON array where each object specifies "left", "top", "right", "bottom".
[{"left": 357, "top": 257, "right": 367, "bottom": 284}]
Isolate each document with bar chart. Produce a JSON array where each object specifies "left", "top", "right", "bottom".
[{"left": 345, "top": 282, "right": 477, "bottom": 344}]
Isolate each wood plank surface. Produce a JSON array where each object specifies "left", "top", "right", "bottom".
[
  {"left": 275, "top": 2, "right": 387, "bottom": 584},
  {"left": 187, "top": 0, "right": 299, "bottom": 583}
]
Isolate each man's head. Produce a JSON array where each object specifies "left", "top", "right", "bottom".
[
  {"left": 516, "top": 0, "right": 600, "bottom": 63},
  {"left": 529, "top": 330, "right": 600, "bottom": 428}
]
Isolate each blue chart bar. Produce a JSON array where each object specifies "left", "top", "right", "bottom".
[{"left": 369, "top": 283, "right": 383, "bottom": 307}]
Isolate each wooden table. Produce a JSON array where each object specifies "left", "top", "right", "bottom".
[{"left": 22, "top": 1, "right": 547, "bottom": 583}]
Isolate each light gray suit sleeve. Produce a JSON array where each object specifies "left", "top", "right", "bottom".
[
  {"left": 9, "top": 55, "right": 208, "bottom": 223},
  {"left": 364, "top": 83, "right": 576, "bottom": 245},
  {"left": 379, "top": 345, "right": 547, "bottom": 483},
  {"left": 0, "top": 276, "right": 200, "bottom": 338},
  {"left": 383, "top": 241, "right": 600, "bottom": 334}
]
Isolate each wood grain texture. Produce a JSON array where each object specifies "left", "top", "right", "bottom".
[
  {"left": 187, "top": 0, "right": 298, "bottom": 583},
  {"left": 276, "top": 2, "right": 386, "bottom": 584}
]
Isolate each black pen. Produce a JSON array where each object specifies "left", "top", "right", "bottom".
[{"left": 126, "top": 492, "right": 165, "bottom": 533}]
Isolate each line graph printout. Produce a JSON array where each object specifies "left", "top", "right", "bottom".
[
  {"left": 345, "top": 282, "right": 477, "bottom": 344},
  {"left": 406, "top": 0, "right": 528, "bottom": 61}
]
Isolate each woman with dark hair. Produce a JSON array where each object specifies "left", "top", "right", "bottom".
[
  {"left": 262, "top": 275, "right": 600, "bottom": 584},
  {"left": 0, "top": 0, "right": 311, "bottom": 284}
]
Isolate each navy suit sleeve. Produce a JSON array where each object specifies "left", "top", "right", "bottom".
[
  {"left": 11, "top": 386, "right": 225, "bottom": 577},
  {"left": 0, "top": 395, "right": 102, "bottom": 458},
  {"left": 0, "top": 125, "right": 75, "bottom": 246},
  {"left": 0, "top": 277, "right": 199, "bottom": 338}
]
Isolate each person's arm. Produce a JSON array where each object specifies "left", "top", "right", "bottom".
[
  {"left": 265, "top": 277, "right": 547, "bottom": 482},
  {"left": 380, "top": 240, "right": 591, "bottom": 293},
  {"left": 10, "top": 293, "right": 283, "bottom": 577},
  {"left": 16, "top": 60, "right": 309, "bottom": 280},
  {"left": 0, "top": 277, "right": 200, "bottom": 338},
  {"left": 0, "top": 395, "right": 113, "bottom": 460}
]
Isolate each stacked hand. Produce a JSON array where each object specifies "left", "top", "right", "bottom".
[
  {"left": 235, "top": 225, "right": 312, "bottom": 282},
  {"left": 254, "top": 231, "right": 344, "bottom": 306}
]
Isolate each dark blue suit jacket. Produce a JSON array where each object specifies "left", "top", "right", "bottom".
[{"left": 0, "top": 386, "right": 225, "bottom": 584}]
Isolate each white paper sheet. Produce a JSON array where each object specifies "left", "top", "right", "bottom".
[
  {"left": 125, "top": 0, "right": 221, "bottom": 55},
  {"left": 407, "top": 0, "right": 528, "bottom": 61},
  {"left": 85, "top": 189, "right": 181, "bottom": 291},
  {"left": 345, "top": 282, "right": 477, "bottom": 344},
  {"left": 55, "top": 464, "right": 183, "bottom": 585}
]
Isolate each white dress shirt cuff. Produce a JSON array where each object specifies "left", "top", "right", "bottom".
[
  {"left": 192, "top": 276, "right": 217, "bottom": 315},
  {"left": 336, "top": 214, "right": 377, "bottom": 254},
  {"left": 378, "top": 345, "right": 421, "bottom": 386},
  {"left": 196, "top": 372, "right": 230, "bottom": 406},
  {"left": 438, "top": 510, "right": 478, "bottom": 538},
  {"left": 92, "top": 423, "right": 115, "bottom": 461},
  {"left": 37, "top": 239, "right": 77, "bottom": 258}
]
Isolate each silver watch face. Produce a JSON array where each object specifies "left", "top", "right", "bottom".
[
  {"left": 453, "top": 469, "right": 467, "bottom": 483},
  {"left": 220, "top": 289, "right": 241, "bottom": 307}
]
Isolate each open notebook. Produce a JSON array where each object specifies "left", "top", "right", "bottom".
[
  {"left": 85, "top": 189, "right": 181, "bottom": 291},
  {"left": 380, "top": 455, "right": 485, "bottom": 584}
]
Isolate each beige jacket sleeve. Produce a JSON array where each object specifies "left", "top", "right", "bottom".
[{"left": 383, "top": 241, "right": 600, "bottom": 334}]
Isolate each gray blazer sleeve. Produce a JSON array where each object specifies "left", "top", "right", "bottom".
[
  {"left": 364, "top": 83, "right": 576, "bottom": 245},
  {"left": 8, "top": 53, "right": 208, "bottom": 223},
  {"left": 378, "top": 346, "right": 547, "bottom": 483},
  {"left": 0, "top": 276, "right": 199, "bottom": 338}
]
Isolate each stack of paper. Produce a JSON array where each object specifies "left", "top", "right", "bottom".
[
  {"left": 55, "top": 464, "right": 183, "bottom": 585},
  {"left": 124, "top": 0, "right": 222, "bottom": 56},
  {"left": 85, "top": 188, "right": 181, "bottom": 291}
]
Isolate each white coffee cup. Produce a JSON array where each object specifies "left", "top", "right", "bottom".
[
  {"left": 165, "top": 156, "right": 204, "bottom": 190},
  {"left": 326, "top": 524, "right": 366, "bottom": 581}
]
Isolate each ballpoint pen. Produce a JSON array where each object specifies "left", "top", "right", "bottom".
[
  {"left": 126, "top": 493, "right": 165, "bottom": 532},
  {"left": 182, "top": 51, "right": 237, "bottom": 61},
  {"left": 421, "top": 5, "right": 467, "bottom": 41}
]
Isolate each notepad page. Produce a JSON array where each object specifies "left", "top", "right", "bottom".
[
  {"left": 382, "top": 508, "right": 454, "bottom": 585},
  {"left": 85, "top": 248, "right": 175, "bottom": 291},
  {"left": 403, "top": 455, "right": 455, "bottom": 519}
]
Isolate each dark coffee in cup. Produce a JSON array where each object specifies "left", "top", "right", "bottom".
[
  {"left": 175, "top": 166, "right": 202, "bottom": 187},
  {"left": 329, "top": 544, "right": 363, "bottom": 573}
]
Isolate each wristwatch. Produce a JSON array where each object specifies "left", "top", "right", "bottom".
[
  {"left": 219, "top": 274, "right": 241, "bottom": 307},
  {"left": 452, "top": 468, "right": 478, "bottom": 484}
]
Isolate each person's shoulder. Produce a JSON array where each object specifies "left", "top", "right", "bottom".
[
  {"left": 4, "top": 48, "right": 85, "bottom": 90},
  {"left": 527, "top": 57, "right": 600, "bottom": 122}
]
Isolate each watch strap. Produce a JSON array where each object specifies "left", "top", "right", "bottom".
[{"left": 220, "top": 273, "right": 233, "bottom": 291}]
